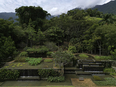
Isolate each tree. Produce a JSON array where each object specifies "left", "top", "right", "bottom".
[
  {"left": 44, "top": 26, "right": 64, "bottom": 45},
  {"left": 0, "top": 36, "right": 16, "bottom": 65},
  {"left": 15, "top": 6, "right": 49, "bottom": 31},
  {"left": 52, "top": 49, "right": 74, "bottom": 68}
]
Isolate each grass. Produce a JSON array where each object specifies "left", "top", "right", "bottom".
[
  {"left": 79, "top": 54, "right": 89, "bottom": 58},
  {"left": 94, "top": 77, "right": 116, "bottom": 86},
  {"left": 94, "top": 56, "right": 113, "bottom": 60},
  {"left": 44, "top": 59, "right": 53, "bottom": 63}
]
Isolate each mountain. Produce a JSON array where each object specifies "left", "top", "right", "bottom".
[
  {"left": 92, "top": 0, "right": 116, "bottom": 14},
  {"left": 0, "top": 12, "right": 18, "bottom": 21}
]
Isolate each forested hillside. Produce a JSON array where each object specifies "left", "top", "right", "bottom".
[
  {"left": 93, "top": 0, "right": 116, "bottom": 14},
  {"left": 0, "top": 12, "right": 18, "bottom": 21},
  {"left": 1, "top": 6, "right": 116, "bottom": 66}
]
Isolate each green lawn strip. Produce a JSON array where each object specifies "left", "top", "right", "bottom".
[
  {"left": 94, "top": 77, "right": 116, "bottom": 86},
  {"left": 94, "top": 56, "right": 113, "bottom": 60}
]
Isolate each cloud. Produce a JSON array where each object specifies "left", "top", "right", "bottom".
[{"left": 0, "top": 0, "right": 112, "bottom": 15}]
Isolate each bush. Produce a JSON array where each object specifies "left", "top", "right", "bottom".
[
  {"left": 44, "top": 59, "right": 53, "bottom": 63},
  {"left": 47, "top": 76, "right": 65, "bottom": 82},
  {"left": 19, "top": 51, "right": 28, "bottom": 57},
  {"left": 15, "top": 57, "right": 27, "bottom": 62},
  {"left": 93, "top": 75, "right": 103, "bottom": 81},
  {"left": 45, "top": 42, "right": 58, "bottom": 51},
  {"left": 46, "top": 52, "right": 53, "bottom": 57},
  {"left": 26, "top": 58, "right": 43, "bottom": 66},
  {"left": 0, "top": 69, "right": 19, "bottom": 80},
  {"left": 38, "top": 69, "right": 59, "bottom": 78},
  {"left": 79, "top": 54, "right": 89, "bottom": 58},
  {"left": 68, "top": 46, "right": 77, "bottom": 53},
  {"left": 104, "top": 68, "right": 116, "bottom": 75}
]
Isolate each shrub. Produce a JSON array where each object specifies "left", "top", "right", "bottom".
[
  {"left": 19, "top": 51, "right": 28, "bottom": 57},
  {"left": 15, "top": 57, "right": 27, "bottom": 62},
  {"left": 47, "top": 76, "right": 65, "bottom": 82},
  {"left": 26, "top": 58, "right": 43, "bottom": 66},
  {"left": 44, "top": 59, "right": 53, "bottom": 63},
  {"left": 68, "top": 46, "right": 77, "bottom": 53},
  {"left": 46, "top": 52, "right": 53, "bottom": 57},
  {"left": 79, "top": 54, "right": 89, "bottom": 58},
  {"left": 93, "top": 75, "right": 103, "bottom": 81},
  {"left": 38, "top": 69, "right": 59, "bottom": 78},
  {"left": 44, "top": 42, "right": 58, "bottom": 51},
  {"left": 104, "top": 68, "right": 116, "bottom": 75},
  {"left": 0, "top": 69, "right": 19, "bottom": 80}
]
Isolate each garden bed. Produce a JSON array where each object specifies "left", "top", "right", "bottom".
[{"left": 2, "top": 62, "right": 53, "bottom": 69}]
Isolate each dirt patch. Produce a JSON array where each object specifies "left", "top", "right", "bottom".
[{"left": 71, "top": 78, "right": 96, "bottom": 87}]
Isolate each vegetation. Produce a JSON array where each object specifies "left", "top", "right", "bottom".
[
  {"left": 79, "top": 54, "right": 89, "bottom": 58},
  {"left": 93, "top": 75, "right": 103, "bottom": 81},
  {"left": 1, "top": 5, "right": 116, "bottom": 67},
  {"left": 0, "top": 69, "right": 19, "bottom": 81},
  {"left": 52, "top": 49, "right": 74, "bottom": 67},
  {"left": 19, "top": 51, "right": 28, "bottom": 57},
  {"left": 104, "top": 68, "right": 116, "bottom": 75},
  {"left": 47, "top": 76, "right": 65, "bottom": 82},
  {"left": 26, "top": 58, "right": 43, "bottom": 66},
  {"left": 38, "top": 69, "right": 59, "bottom": 78},
  {"left": 14, "top": 57, "right": 27, "bottom": 62},
  {"left": 94, "top": 56, "right": 113, "bottom": 60},
  {"left": 44, "top": 59, "right": 53, "bottom": 63},
  {"left": 68, "top": 46, "right": 77, "bottom": 53},
  {"left": 94, "top": 77, "right": 116, "bottom": 86}
]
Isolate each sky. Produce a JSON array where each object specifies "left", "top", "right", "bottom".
[{"left": 0, "top": 0, "right": 112, "bottom": 15}]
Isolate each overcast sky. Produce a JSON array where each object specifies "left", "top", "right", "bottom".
[{"left": 0, "top": 0, "right": 112, "bottom": 15}]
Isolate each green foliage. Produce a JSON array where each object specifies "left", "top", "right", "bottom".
[
  {"left": 68, "top": 46, "right": 77, "bottom": 53},
  {"left": 79, "top": 54, "right": 89, "bottom": 58},
  {"left": 94, "top": 77, "right": 116, "bottom": 86},
  {"left": 47, "top": 76, "right": 65, "bottom": 82},
  {"left": 0, "top": 36, "right": 16, "bottom": 63},
  {"left": 44, "top": 42, "right": 58, "bottom": 51},
  {"left": 44, "top": 26, "right": 64, "bottom": 44},
  {"left": 26, "top": 58, "right": 43, "bottom": 66},
  {"left": 0, "top": 69, "right": 19, "bottom": 80},
  {"left": 38, "top": 69, "right": 59, "bottom": 78},
  {"left": 44, "top": 59, "right": 53, "bottom": 63},
  {"left": 93, "top": 75, "right": 103, "bottom": 81},
  {"left": 19, "top": 51, "right": 28, "bottom": 57},
  {"left": 26, "top": 46, "right": 49, "bottom": 53},
  {"left": 52, "top": 49, "right": 74, "bottom": 65},
  {"left": 46, "top": 52, "right": 53, "bottom": 57},
  {"left": 14, "top": 57, "right": 27, "bottom": 62},
  {"left": 104, "top": 68, "right": 116, "bottom": 75},
  {"left": 94, "top": 56, "right": 113, "bottom": 60},
  {"left": 15, "top": 6, "right": 49, "bottom": 31}
]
